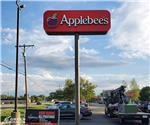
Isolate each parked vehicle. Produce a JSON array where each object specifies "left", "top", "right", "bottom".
[
  {"left": 56, "top": 101, "right": 72, "bottom": 107},
  {"left": 59, "top": 103, "right": 92, "bottom": 119},
  {"left": 104, "top": 86, "right": 150, "bottom": 125},
  {"left": 98, "top": 100, "right": 104, "bottom": 104},
  {"left": 147, "top": 102, "right": 150, "bottom": 113},
  {"left": 47, "top": 101, "right": 72, "bottom": 109},
  {"left": 36, "top": 102, "right": 42, "bottom": 105},
  {"left": 138, "top": 101, "right": 150, "bottom": 113}
]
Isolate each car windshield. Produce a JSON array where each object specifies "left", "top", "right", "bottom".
[
  {"left": 59, "top": 104, "right": 77, "bottom": 110},
  {"left": 56, "top": 101, "right": 71, "bottom": 107}
]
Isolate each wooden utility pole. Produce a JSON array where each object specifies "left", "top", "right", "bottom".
[{"left": 19, "top": 44, "right": 34, "bottom": 109}]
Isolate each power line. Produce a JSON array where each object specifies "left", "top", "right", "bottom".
[
  {"left": 0, "top": 62, "right": 35, "bottom": 84},
  {"left": 0, "top": 63, "right": 14, "bottom": 71},
  {"left": 0, "top": 63, "right": 24, "bottom": 75}
]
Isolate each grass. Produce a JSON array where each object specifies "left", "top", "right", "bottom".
[
  {"left": 1, "top": 103, "right": 52, "bottom": 122},
  {"left": 0, "top": 108, "right": 25, "bottom": 122}
]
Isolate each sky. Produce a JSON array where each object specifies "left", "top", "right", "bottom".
[{"left": 0, "top": 0, "right": 150, "bottom": 96}]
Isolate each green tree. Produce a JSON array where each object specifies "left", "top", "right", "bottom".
[
  {"left": 39, "top": 95, "right": 46, "bottom": 101},
  {"left": 30, "top": 95, "right": 41, "bottom": 102},
  {"left": 19, "top": 95, "right": 25, "bottom": 100},
  {"left": 55, "top": 89, "right": 64, "bottom": 100},
  {"left": 1, "top": 94, "right": 8, "bottom": 99},
  {"left": 1, "top": 94, "right": 14, "bottom": 99},
  {"left": 129, "top": 78, "right": 140, "bottom": 102},
  {"left": 63, "top": 77, "right": 96, "bottom": 101},
  {"left": 48, "top": 89, "right": 64, "bottom": 101},
  {"left": 48, "top": 92, "right": 56, "bottom": 100},
  {"left": 48, "top": 77, "right": 96, "bottom": 102},
  {"left": 80, "top": 77, "right": 96, "bottom": 102},
  {"left": 31, "top": 95, "right": 37, "bottom": 102},
  {"left": 139, "top": 86, "right": 150, "bottom": 101},
  {"left": 130, "top": 79, "right": 139, "bottom": 90},
  {"left": 63, "top": 79, "right": 74, "bottom": 101}
]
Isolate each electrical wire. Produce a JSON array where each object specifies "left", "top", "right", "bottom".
[{"left": 0, "top": 62, "right": 36, "bottom": 83}]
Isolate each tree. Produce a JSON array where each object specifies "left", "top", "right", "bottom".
[
  {"left": 55, "top": 89, "right": 64, "bottom": 100},
  {"left": 39, "top": 95, "right": 46, "bottom": 101},
  {"left": 130, "top": 79, "right": 139, "bottom": 90},
  {"left": 63, "top": 79, "right": 74, "bottom": 101},
  {"left": 31, "top": 95, "right": 37, "bottom": 103},
  {"left": 1, "top": 94, "right": 15, "bottom": 99},
  {"left": 80, "top": 77, "right": 96, "bottom": 102},
  {"left": 48, "top": 77, "right": 96, "bottom": 102},
  {"left": 139, "top": 86, "right": 150, "bottom": 101},
  {"left": 1, "top": 94, "right": 7, "bottom": 99},
  {"left": 129, "top": 78, "right": 140, "bottom": 102},
  {"left": 19, "top": 95, "right": 25, "bottom": 100},
  {"left": 30, "top": 95, "right": 44, "bottom": 102},
  {"left": 63, "top": 77, "right": 96, "bottom": 102},
  {"left": 48, "top": 89, "right": 64, "bottom": 101},
  {"left": 48, "top": 92, "right": 56, "bottom": 100}
]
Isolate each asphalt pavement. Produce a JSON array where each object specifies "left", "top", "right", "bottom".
[{"left": 60, "top": 103, "right": 150, "bottom": 125}]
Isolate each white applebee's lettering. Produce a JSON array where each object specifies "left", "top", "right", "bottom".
[{"left": 60, "top": 14, "right": 109, "bottom": 27}]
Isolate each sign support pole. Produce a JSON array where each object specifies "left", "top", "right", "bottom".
[{"left": 75, "top": 34, "right": 80, "bottom": 125}]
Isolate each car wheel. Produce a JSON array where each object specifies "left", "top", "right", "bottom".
[
  {"left": 105, "top": 108, "right": 108, "bottom": 117},
  {"left": 142, "top": 118, "right": 149, "bottom": 125},
  {"left": 80, "top": 113, "right": 83, "bottom": 120},
  {"left": 120, "top": 118, "right": 125, "bottom": 124}
]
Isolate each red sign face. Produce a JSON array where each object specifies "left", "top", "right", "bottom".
[{"left": 43, "top": 10, "right": 111, "bottom": 35}]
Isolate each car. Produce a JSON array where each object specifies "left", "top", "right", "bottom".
[
  {"left": 36, "top": 102, "right": 42, "bottom": 105},
  {"left": 59, "top": 103, "right": 92, "bottom": 119},
  {"left": 98, "top": 100, "right": 104, "bottom": 104},
  {"left": 54, "top": 101, "right": 60, "bottom": 105},
  {"left": 47, "top": 101, "right": 72, "bottom": 109},
  {"left": 138, "top": 101, "right": 150, "bottom": 113},
  {"left": 81, "top": 102, "right": 89, "bottom": 108},
  {"left": 56, "top": 101, "right": 72, "bottom": 107},
  {"left": 147, "top": 102, "right": 150, "bottom": 113}
]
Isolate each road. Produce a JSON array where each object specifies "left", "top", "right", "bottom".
[{"left": 60, "top": 103, "right": 150, "bottom": 125}]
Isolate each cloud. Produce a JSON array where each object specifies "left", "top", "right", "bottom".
[
  {"left": 0, "top": 71, "right": 66, "bottom": 96},
  {"left": 109, "top": 2, "right": 150, "bottom": 59},
  {"left": 81, "top": 48, "right": 99, "bottom": 55},
  {"left": 81, "top": 55, "right": 127, "bottom": 68},
  {"left": 1, "top": 71, "right": 149, "bottom": 96},
  {"left": 90, "top": 73, "right": 150, "bottom": 94},
  {"left": 26, "top": 0, "right": 148, "bottom": 2},
  {"left": 1, "top": 27, "right": 126, "bottom": 70},
  {"left": 32, "top": 69, "right": 67, "bottom": 81},
  {"left": 1, "top": 28, "right": 16, "bottom": 45},
  {"left": 80, "top": 73, "right": 93, "bottom": 81}
]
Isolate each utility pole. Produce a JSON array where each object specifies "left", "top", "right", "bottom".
[{"left": 19, "top": 44, "right": 34, "bottom": 110}]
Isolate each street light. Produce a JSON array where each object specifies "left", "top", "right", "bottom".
[
  {"left": 15, "top": 0, "right": 25, "bottom": 112},
  {"left": 11, "top": 0, "right": 24, "bottom": 124}
]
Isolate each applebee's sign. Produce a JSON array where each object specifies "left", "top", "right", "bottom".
[{"left": 44, "top": 10, "right": 111, "bottom": 35}]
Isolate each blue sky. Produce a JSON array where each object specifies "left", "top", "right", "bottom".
[{"left": 1, "top": 0, "right": 150, "bottom": 96}]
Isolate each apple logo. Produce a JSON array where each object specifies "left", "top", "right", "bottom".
[{"left": 47, "top": 13, "right": 58, "bottom": 28}]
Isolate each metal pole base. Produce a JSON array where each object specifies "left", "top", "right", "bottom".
[{"left": 11, "top": 111, "right": 21, "bottom": 125}]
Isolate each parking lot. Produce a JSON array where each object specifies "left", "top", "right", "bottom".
[{"left": 60, "top": 104, "right": 150, "bottom": 125}]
